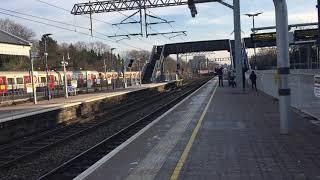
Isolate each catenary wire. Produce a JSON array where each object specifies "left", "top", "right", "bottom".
[
  {"left": 35, "top": 0, "right": 153, "bottom": 46},
  {"left": 0, "top": 10, "right": 144, "bottom": 50}
]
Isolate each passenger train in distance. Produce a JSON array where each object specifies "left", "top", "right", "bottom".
[{"left": 0, "top": 70, "right": 141, "bottom": 94}]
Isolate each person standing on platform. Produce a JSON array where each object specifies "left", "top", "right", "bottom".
[
  {"left": 217, "top": 66, "right": 224, "bottom": 87},
  {"left": 230, "top": 70, "right": 236, "bottom": 88},
  {"left": 249, "top": 71, "right": 257, "bottom": 91},
  {"left": 227, "top": 70, "right": 232, "bottom": 87}
]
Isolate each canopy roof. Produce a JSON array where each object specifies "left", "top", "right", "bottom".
[{"left": 0, "top": 29, "right": 31, "bottom": 57}]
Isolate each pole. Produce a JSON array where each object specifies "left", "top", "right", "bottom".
[
  {"left": 253, "top": 16, "right": 258, "bottom": 70},
  {"left": 144, "top": 5, "right": 147, "bottom": 37},
  {"left": 318, "top": 0, "right": 320, "bottom": 54},
  {"left": 199, "top": 60, "right": 201, "bottom": 76},
  {"left": 177, "top": 53, "right": 179, "bottom": 78},
  {"left": 139, "top": 0, "right": 143, "bottom": 36},
  {"left": 273, "top": 0, "right": 291, "bottom": 134},
  {"left": 318, "top": 0, "right": 320, "bottom": 68},
  {"left": 89, "top": 1, "right": 93, "bottom": 36},
  {"left": 86, "top": 71, "right": 88, "bottom": 93},
  {"left": 122, "top": 58, "right": 127, "bottom": 88},
  {"left": 63, "top": 55, "right": 68, "bottom": 99},
  {"left": 44, "top": 38, "right": 51, "bottom": 100},
  {"left": 233, "top": 0, "right": 243, "bottom": 89},
  {"left": 207, "top": 58, "right": 209, "bottom": 75},
  {"left": 229, "top": 40, "right": 234, "bottom": 69},
  {"left": 104, "top": 57, "right": 107, "bottom": 91},
  {"left": 317, "top": 46, "right": 320, "bottom": 69},
  {"left": 111, "top": 50, "right": 113, "bottom": 71},
  {"left": 30, "top": 49, "right": 37, "bottom": 104},
  {"left": 111, "top": 48, "right": 115, "bottom": 90},
  {"left": 138, "top": 59, "right": 142, "bottom": 85}
]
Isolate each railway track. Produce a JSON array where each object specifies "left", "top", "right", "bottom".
[
  {"left": 39, "top": 79, "right": 209, "bottom": 179},
  {"left": 0, "top": 78, "right": 210, "bottom": 179},
  {"left": 0, "top": 86, "right": 167, "bottom": 169}
]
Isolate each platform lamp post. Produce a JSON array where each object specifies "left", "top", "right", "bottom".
[
  {"left": 317, "top": 0, "right": 320, "bottom": 68},
  {"left": 42, "top": 33, "right": 52, "bottom": 100},
  {"left": 62, "top": 54, "right": 69, "bottom": 99},
  {"left": 138, "top": 58, "right": 142, "bottom": 86},
  {"left": 245, "top": 12, "right": 262, "bottom": 70},
  {"left": 103, "top": 56, "right": 107, "bottom": 91},
  {"left": 110, "top": 48, "right": 116, "bottom": 90},
  {"left": 29, "top": 44, "right": 38, "bottom": 104}
]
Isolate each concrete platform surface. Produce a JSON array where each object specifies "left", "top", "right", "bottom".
[
  {"left": 76, "top": 79, "right": 320, "bottom": 180},
  {"left": 0, "top": 83, "right": 167, "bottom": 123}
]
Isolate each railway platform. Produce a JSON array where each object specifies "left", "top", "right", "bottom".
[
  {"left": 0, "top": 83, "right": 166, "bottom": 123},
  {"left": 76, "top": 78, "right": 320, "bottom": 180},
  {"left": 0, "top": 82, "right": 175, "bottom": 144}
]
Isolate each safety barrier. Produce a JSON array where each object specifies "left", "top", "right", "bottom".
[
  {"left": 0, "top": 78, "right": 140, "bottom": 106},
  {"left": 253, "top": 69, "right": 320, "bottom": 118}
]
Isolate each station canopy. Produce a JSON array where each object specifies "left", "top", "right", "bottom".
[{"left": 0, "top": 29, "right": 31, "bottom": 57}]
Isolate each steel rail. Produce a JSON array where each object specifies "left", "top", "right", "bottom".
[{"left": 0, "top": 88, "right": 168, "bottom": 168}]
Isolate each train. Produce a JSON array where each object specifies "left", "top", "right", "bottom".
[{"left": 0, "top": 70, "right": 141, "bottom": 94}]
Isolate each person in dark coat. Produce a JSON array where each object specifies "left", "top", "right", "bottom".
[
  {"left": 249, "top": 71, "right": 257, "bottom": 91},
  {"left": 230, "top": 70, "right": 236, "bottom": 88},
  {"left": 217, "top": 67, "right": 223, "bottom": 87}
]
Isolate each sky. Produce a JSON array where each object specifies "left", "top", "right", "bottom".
[{"left": 0, "top": 0, "right": 317, "bottom": 57}]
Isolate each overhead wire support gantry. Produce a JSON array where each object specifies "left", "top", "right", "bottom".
[
  {"left": 71, "top": 0, "right": 219, "bottom": 15},
  {"left": 71, "top": 0, "right": 221, "bottom": 38}
]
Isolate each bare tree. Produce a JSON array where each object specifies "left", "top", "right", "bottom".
[
  {"left": 250, "top": 47, "right": 277, "bottom": 70},
  {"left": 0, "top": 18, "right": 35, "bottom": 41}
]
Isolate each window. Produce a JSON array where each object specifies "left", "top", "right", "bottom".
[
  {"left": 41, "top": 77, "right": 46, "bottom": 83},
  {"left": 24, "top": 76, "right": 31, "bottom": 83},
  {"left": 16, "top": 78, "right": 24, "bottom": 84},
  {"left": 0, "top": 77, "right": 5, "bottom": 85},
  {"left": 7, "top": 78, "right": 15, "bottom": 85}
]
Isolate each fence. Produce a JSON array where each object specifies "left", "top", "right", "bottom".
[
  {"left": 0, "top": 77, "right": 143, "bottom": 105},
  {"left": 253, "top": 69, "right": 320, "bottom": 118}
]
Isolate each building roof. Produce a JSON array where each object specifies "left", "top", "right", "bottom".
[{"left": 0, "top": 29, "right": 31, "bottom": 46}]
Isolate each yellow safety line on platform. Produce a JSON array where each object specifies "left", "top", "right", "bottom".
[{"left": 170, "top": 82, "right": 218, "bottom": 180}]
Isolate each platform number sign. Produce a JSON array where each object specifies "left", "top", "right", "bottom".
[{"left": 315, "top": 75, "right": 320, "bottom": 98}]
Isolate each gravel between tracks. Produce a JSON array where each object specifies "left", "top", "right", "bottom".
[{"left": 0, "top": 82, "right": 201, "bottom": 180}]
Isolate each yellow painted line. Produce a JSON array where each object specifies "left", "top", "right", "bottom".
[{"left": 170, "top": 82, "right": 218, "bottom": 180}]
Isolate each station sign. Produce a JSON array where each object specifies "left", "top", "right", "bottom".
[
  {"left": 294, "top": 28, "right": 318, "bottom": 41},
  {"left": 251, "top": 32, "right": 293, "bottom": 44},
  {"left": 26, "top": 85, "right": 33, "bottom": 93},
  {"left": 315, "top": 75, "right": 320, "bottom": 98},
  {"left": 251, "top": 32, "right": 277, "bottom": 43},
  {"left": 96, "top": 79, "right": 101, "bottom": 85},
  {"left": 71, "top": 80, "right": 77, "bottom": 88}
]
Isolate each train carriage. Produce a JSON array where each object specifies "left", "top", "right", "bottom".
[
  {"left": 0, "top": 70, "right": 142, "bottom": 95},
  {"left": 0, "top": 71, "right": 30, "bottom": 93},
  {"left": 0, "top": 71, "right": 60, "bottom": 94},
  {"left": 0, "top": 75, "right": 7, "bottom": 94}
]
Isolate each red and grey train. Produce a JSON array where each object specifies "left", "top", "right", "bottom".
[{"left": 0, "top": 71, "right": 140, "bottom": 94}]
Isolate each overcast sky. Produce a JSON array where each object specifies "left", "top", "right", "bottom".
[{"left": 0, "top": 0, "right": 317, "bottom": 56}]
